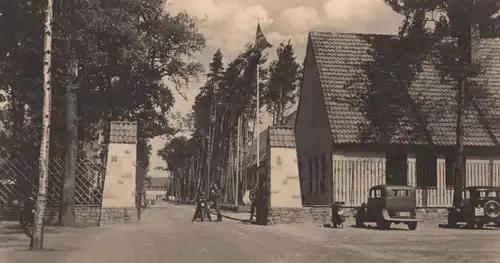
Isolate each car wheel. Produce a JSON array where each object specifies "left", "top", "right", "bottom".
[
  {"left": 377, "top": 219, "right": 390, "bottom": 230},
  {"left": 447, "top": 210, "right": 458, "bottom": 228},
  {"left": 476, "top": 222, "right": 485, "bottom": 229},
  {"left": 407, "top": 222, "right": 417, "bottom": 230}
]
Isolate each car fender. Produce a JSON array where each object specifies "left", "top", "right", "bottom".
[{"left": 381, "top": 209, "right": 391, "bottom": 221}]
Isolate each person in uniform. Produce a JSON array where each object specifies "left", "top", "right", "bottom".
[
  {"left": 211, "top": 183, "right": 223, "bottom": 221},
  {"left": 249, "top": 184, "right": 258, "bottom": 221}
]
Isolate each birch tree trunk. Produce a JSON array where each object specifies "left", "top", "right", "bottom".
[{"left": 31, "top": 0, "right": 53, "bottom": 249}]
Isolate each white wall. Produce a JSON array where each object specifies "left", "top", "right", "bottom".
[
  {"left": 269, "top": 147, "right": 302, "bottom": 208},
  {"left": 102, "top": 143, "right": 137, "bottom": 207}
]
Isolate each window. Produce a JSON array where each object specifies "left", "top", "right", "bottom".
[
  {"left": 320, "top": 153, "right": 326, "bottom": 195},
  {"left": 462, "top": 190, "right": 470, "bottom": 200},
  {"left": 314, "top": 156, "right": 320, "bottom": 195},
  {"left": 416, "top": 153, "right": 437, "bottom": 187},
  {"left": 375, "top": 189, "right": 382, "bottom": 198},
  {"left": 298, "top": 159, "right": 305, "bottom": 195},
  {"left": 370, "top": 190, "right": 375, "bottom": 198},
  {"left": 392, "top": 190, "right": 410, "bottom": 197},
  {"left": 308, "top": 158, "right": 313, "bottom": 196},
  {"left": 445, "top": 154, "right": 467, "bottom": 187},
  {"left": 488, "top": 191, "right": 499, "bottom": 197}
]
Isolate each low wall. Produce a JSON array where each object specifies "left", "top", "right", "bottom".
[
  {"left": 267, "top": 206, "right": 448, "bottom": 225},
  {"left": 0, "top": 205, "right": 136, "bottom": 227},
  {"left": 267, "top": 206, "right": 331, "bottom": 225}
]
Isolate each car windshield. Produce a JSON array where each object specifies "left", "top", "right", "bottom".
[
  {"left": 391, "top": 190, "right": 411, "bottom": 197},
  {"left": 479, "top": 190, "right": 500, "bottom": 198}
]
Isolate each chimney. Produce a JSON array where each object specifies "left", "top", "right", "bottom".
[{"left": 471, "top": 24, "right": 481, "bottom": 64}]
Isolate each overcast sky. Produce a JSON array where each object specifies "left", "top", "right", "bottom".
[{"left": 150, "top": 0, "right": 403, "bottom": 177}]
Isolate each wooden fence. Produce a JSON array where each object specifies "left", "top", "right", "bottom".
[
  {"left": 333, "top": 159, "right": 500, "bottom": 207},
  {"left": 0, "top": 157, "right": 105, "bottom": 206}
]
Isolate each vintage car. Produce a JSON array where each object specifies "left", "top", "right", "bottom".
[
  {"left": 355, "top": 184, "right": 420, "bottom": 230},
  {"left": 447, "top": 186, "right": 500, "bottom": 228}
]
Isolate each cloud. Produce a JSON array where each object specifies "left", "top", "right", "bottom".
[
  {"left": 166, "top": 0, "right": 272, "bottom": 55},
  {"left": 276, "top": 6, "right": 321, "bottom": 34},
  {"left": 323, "top": 0, "right": 402, "bottom": 33}
]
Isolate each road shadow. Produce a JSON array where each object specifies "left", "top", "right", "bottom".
[
  {"left": 438, "top": 223, "right": 499, "bottom": 230},
  {"left": 347, "top": 224, "right": 412, "bottom": 231}
]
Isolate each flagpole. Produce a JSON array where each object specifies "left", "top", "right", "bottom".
[{"left": 256, "top": 64, "right": 260, "bottom": 178}]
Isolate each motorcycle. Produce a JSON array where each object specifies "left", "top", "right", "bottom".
[
  {"left": 331, "top": 201, "right": 347, "bottom": 228},
  {"left": 192, "top": 196, "right": 212, "bottom": 222}
]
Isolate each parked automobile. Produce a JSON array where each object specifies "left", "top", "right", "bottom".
[
  {"left": 447, "top": 186, "right": 500, "bottom": 229},
  {"left": 355, "top": 184, "right": 420, "bottom": 230}
]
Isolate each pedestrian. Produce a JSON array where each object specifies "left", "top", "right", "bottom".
[
  {"left": 211, "top": 183, "right": 222, "bottom": 221},
  {"left": 249, "top": 184, "right": 258, "bottom": 221}
]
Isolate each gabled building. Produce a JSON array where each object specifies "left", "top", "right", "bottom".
[{"left": 296, "top": 31, "right": 500, "bottom": 207}]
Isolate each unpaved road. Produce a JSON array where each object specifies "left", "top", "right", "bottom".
[{"left": 1, "top": 203, "right": 499, "bottom": 263}]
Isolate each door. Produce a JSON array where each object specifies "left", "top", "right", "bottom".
[{"left": 386, "top": 152, "right": 408, "bottom": 185}]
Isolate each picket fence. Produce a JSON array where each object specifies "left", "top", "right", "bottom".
[{"left": 333, "top": 159, "right": 500, "bottom": 207}]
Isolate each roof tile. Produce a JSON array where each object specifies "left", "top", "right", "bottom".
[
  {"left": 269, "top": 126, "right": 295, "bottom": 148},
  {"left": 309, "top": 32, "right": 500, "bottom": 146},
  {"left": 109, "top": 121, "right": 137, "bottom": 144}
]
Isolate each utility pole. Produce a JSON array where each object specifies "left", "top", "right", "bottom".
[
  {"left": 31, "top": 0, "right": 53, "bottom": 250},
  {"left": 235, "top": 116, "right": 241, "bottom": 205}
]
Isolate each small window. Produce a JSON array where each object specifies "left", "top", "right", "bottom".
[
  {"left": 375, "top": 189, "right": 382, "bottom": 198},
  {"left": 308, "top": 158, "right": 313, "bottom": 196},
  {"left": 320, "top": 153, "right": 326, "bottom": 194},
  {"left": 314, "top": 156, "right": 320, "bottom": 194},
  {"left": 480, "top": 191, "right": 487, "bottom": 198},
  {"left": 392, "top": 190, "right": 410, "bottom": 197},
  {"left": 462, "top": 190, "right": 470, "bottom": 199},
  {"left": 370, "top": 190, "right": 375, "bottom": 198}
]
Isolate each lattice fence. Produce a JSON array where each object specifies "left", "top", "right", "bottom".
[{"left": 0, "top": 158, "right": 105, "bottom": 206}]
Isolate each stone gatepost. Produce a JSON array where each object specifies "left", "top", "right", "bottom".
[{"left": 101, "top": 121, "right": 138, "bottom": 223}]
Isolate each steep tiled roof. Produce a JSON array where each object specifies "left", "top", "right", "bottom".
[
  {"left": 309, "top": 32, "right": 500, "bottom": 146},
  {"left": 268, "top": 126, "right": 295, "bottom": 148},
  {"left": 109, "top": 121, "right": 137, "bottom": 144}
]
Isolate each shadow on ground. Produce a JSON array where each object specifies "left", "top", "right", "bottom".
[
  {"left": 437, "top": 223, "right": 499, "bottom": 230},
  {"left": 345, "top": 224, "right": 413, "bottom": 231}
]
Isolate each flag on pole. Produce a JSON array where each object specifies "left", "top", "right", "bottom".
[{"left": 255, "top": 23, "right": 272, "bottom": 51}]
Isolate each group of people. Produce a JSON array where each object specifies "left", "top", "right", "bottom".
[
  {"left": 191, "top": 182, "right": 223, "bottom": 222},
  {"left": 191, "top": 182, "right": 265, "bottom": 223}
]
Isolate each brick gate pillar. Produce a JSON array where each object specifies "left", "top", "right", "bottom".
[{"left": 101, "top": 121, "right": 138, "bottom": 223}]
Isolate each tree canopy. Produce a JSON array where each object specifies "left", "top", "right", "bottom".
[{"left": 0, "top": 0, "right": 205, "bottom": 162}]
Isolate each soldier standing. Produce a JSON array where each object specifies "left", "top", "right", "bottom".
[
  {"left": 249, "top": 184, "right": 258, "bottom": 221},
  {"left": 211, "top": 183, "right": 223, "bottom": 221}
]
